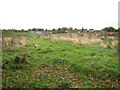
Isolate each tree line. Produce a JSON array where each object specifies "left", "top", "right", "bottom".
[
  {"left": 1, "top": 27, "right": 120, "bottom": 33},
  {"left": 102, "top": 27, "right": 120, "bottom": 32}
]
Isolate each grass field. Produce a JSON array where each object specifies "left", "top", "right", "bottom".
[{"left": 2, "top": 32, "right": 119, "bottom": 88}]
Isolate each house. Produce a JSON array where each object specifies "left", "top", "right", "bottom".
[
  {"left": 36, "top": 31, "right": 44, "bottom": 34},
  {"left": 72, "top": 30, "right": 78, "bottom": 33},
  {"left": 30, "top": 31, "right": 44, "bottom": 34},
  {"left": 65, "top": 30, "right": 72, "bottom": 33},
  {"left": 78, "top": 29, "right": 82, "bottom": 33},
  {"left": 83, "top": 29, "right": 87, "bottom": 33},
  {"left": 94, "top": 30, "right": 101, "bottom": 32},
  {"left": 89, "top": 29, "right": 94, "bottom": 32}
]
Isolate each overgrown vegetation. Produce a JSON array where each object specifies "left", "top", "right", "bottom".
[{"left": 2, "top": 30, "right": 119, "bottom": 88}]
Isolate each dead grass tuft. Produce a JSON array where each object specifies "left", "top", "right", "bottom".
[
  {"left": 100, "top": 43, "right": 108, "bottom": 49},
  {"left": 111, "top": 41, "right": 118, "bottom": 53},
  {"left": 100, "top": 40, "right": 118, "bottom": 54},
  {"left": 2, "top": 36, "right": 28, "bottom": 51}
]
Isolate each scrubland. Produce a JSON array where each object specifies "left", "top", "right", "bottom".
[{"left": 2, "top": 31, "right": 119, "bottom": 88}]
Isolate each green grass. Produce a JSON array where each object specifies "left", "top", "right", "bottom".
[
  {"left": 2, "top": 30, "right": 40, "bottom": 37},
  {"left": 2, "top": 33, "right": 119, "bottom": 88}
]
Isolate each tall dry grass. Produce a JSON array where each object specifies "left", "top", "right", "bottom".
[
  {"left": 112, "top": 41, "right": 118, "bottom": 53},
  {"left": 2, "top": 36, "right": 28, "bottom": 51},
  {"left": 42, "top": 33, "right": 102, "bottom": 46},
  {"left": 100, "top": 40, "right": 118, "bottom": 53},
  {"left": 42, "top": 32, "right": 118, "bottom": 53}
]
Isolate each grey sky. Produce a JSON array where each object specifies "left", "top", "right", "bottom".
[
  {"left": 118, "top": 1, "right": 120, "bottom": 28},
  {"left": 0, "top": 0, "right": 119, "bottom": 30}
]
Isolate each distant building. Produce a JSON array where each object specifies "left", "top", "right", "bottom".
[
  {"left": 94, "top": 30, "right": 101, "bottom": 32},
  {"left": 65, "top": 30, "right": 72, "bottom": 33},
  {"left": 65, "top": 30, "right": 68, "bottom": 33},
  {"left": 101, "top": 30, "right": 106, "bottom": 33},
  {"left": 30, "top": 31, "right": 44, "bottom": 34},
  {"left": 89, "top": 29, "right": 94, "bottom": 32},
  {"left": 37, "top": 31, "right": 44, "bottom": 34},
  {"left": 78, "top": 29, "right": 82, "bottom": 33},
  {"left": 72, "top": 29, "right": 78, "bottom": 33},
  {"left": 83, "top": 29, "right": 87, "bottom": 33}
]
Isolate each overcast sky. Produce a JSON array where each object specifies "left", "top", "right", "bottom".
[
  {"left": 0, "top": 0, "right": 119, "bottom": 30},
  {"left": 119, "top": 1, "right": 120, "bottom": 28}
]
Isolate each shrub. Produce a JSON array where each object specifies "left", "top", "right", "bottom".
[{"left": 14, "top": 56, "right": 21, "bottom": 64}]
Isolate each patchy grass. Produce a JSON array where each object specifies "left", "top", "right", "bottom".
[
  {"left": 2, "top": 30, "right": 40, "bottom": 37},
  {"left": 2, "top": 33, "right": 119, "bottom": 88}
]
